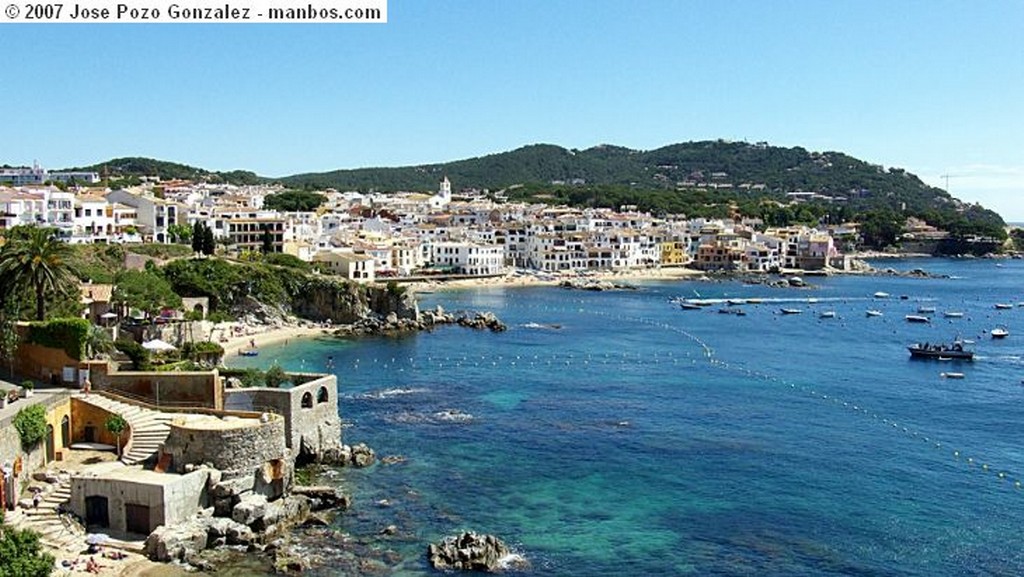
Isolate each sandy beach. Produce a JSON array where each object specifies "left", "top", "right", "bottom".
[
  {"left": 214, "top": 323, "right": 333, "bottom": 360},
  {"left": 406, "top": 266, "right": 705, "bottom": 293}
]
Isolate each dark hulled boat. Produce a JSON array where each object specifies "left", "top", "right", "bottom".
[{"left": 908, "top": 341, "right": 973, "bottom": 360}]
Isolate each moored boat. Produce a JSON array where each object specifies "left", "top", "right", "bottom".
[
  {"left": 992, "top": 327, "right": 1009, "bottom": 339},
  {"left": 239, "top": 349, "right": 259, "bottom": 357},
  {"left": 819, "top": 311, "right": 836, "bottom": 319},
  {"left": 866, "top": 310, "right": 883, "bottom": 317},
  {"left": 908, "top": 340, "right": 973, "bottom": 360},
  {"left": 941, "top": 372, "right": 965, "bottom": 379},
  {"left": 780, "top": 308, "right": 803, "bottom": 315},
  {"left": 680, "top": 302, "right": 702, "bottom": 310},
  {"left": 995, "top": 303, "right": 1014, "bottom": 310},
  {"left": 943, "top": 311, "right": 964, "bottom": 318},
  {"left": 917, "top": 306, "right": 936, "bottom": 314},
  {"left": 874, "top": 292, "right": 890, "bottom": 299},
  {"left": 905, "top": 315, "right": 931, "bottom": 323}
]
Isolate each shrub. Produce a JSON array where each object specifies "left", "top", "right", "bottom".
[
  {"left": 115, "top": 339, "right": 152, "bottom": 371},
  {"left": 0, "top": 524, "right": 54, "bottom": 577},
  {"left": 264, "top": 364, "right": 289, "bottom": 388},
  {"left": 238, "top": 368, "right": 265, "bottom": 388},
  {"left": 13, "top": 404, "right": 47, "bottom": 450},
  {"left": 25, "top": 318, "right": 91, "bottom": 360}
]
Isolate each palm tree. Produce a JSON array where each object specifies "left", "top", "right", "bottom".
[
  {"left": 84, "top": 324, "right": 115, "bottom": 359},
  {"left": 0, "top": 226, "right": 77, "bottom": 321}
]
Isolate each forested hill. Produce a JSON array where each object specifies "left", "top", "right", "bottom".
[
  {"left": 64, "top": 157, "right": 262, "bottom": 185},
  {"left": 279, "top": 141, "right": 936, "bottom": 195},
  {"left": 280, "top": 141, "right": 1006, "bottom": 238},
  {"left": 67, "top": 141, "right": 1006, "bottom": 239}
]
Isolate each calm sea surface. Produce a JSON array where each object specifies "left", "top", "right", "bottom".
[{"left": 230, "top": 258, "right": 1024, "bottom": 576}]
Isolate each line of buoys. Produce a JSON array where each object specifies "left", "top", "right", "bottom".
[{"left": 340, "top": 300, "right": 1024, "bottom": 493}]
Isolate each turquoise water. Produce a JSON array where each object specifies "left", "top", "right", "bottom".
[{"left": 234, "top": 258, "right": 1024, "bottom": 576}]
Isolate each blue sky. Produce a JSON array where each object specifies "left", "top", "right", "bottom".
[{"left": 2, "top": 0, "right": 1023, "bottom": 219}]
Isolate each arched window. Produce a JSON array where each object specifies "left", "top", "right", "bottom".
[
  {"left": 301, "top": 392, "right": 313, "bottom": 409},
  {"left": 317, "top": 386, "right": 329, "bottom": 404}
]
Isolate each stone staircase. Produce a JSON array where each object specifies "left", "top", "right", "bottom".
[
  {"left": 16, "top": 471, "right": 86, "bottom": 552},
  {"left": 78, "top": 394, "right": 176, "bottom": 466}
]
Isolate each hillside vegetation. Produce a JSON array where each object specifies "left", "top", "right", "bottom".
[{"left": 71, "top": 141, "right": 1007, "bottom": 240}]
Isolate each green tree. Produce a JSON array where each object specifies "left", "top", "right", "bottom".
[
  {"left": 84, "top": 325, "right": 115, "bottom": 360},
  {"left": 263, "top": 190, "right": 326, "bottom": 212},
  {"left": 191, "top": 222, "right": 205, "bottom": 254},
  {"left": 105, "top": 413, "right": 128, "bottom": 458},
  {"left": 0, "top": 524, "right": 55, "bottom": 577},
  {"left": 113, "top": 270, "right": 183, "bottom": 320},
  {"left": 167, "top": 223, "right": 193, "bottom": 245},
  {"left": 0, "top": 226, "right": 78, "bottom": 321},
  {"left": 260, "top": 225, "right": 274, "bottom": 254},
  {"left": 202, "top": 225, "right": 215, "bottom": 255}
]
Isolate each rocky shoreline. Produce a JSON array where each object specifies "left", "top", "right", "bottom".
[
  {"left": 331, "top": 306, "right": 507, "bottom": 336},
  {"left": 144, "top": 443, "right": 377, "bottom": 573}
]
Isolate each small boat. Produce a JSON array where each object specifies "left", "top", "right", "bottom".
[
  {"left": 941, "top": 372, "right": 965, "bottom": 379},
  {"left": 874, "top": 292, "right": 890, "bottom": 299},
  {"left": 899, "top": 295, "right": 910, "bottom": 300},
  {"left": 807, "top": 298, "right": 820, "bottom": 304},
  {"left": 917, "top": 306, "right": 936, "bottom": 314},
  {"left": 680, "top": 302, "right": 702, "bottom": 310},
  {"left": 746, "top": 298, "right": 763, "bottom": 304},
  {"left": 866, "top": 310, "right": 883, "bottom": 317},
  {"left": 905, "top": 315, "right": 931, "bottom": 324},
  {"left": 239, "top": 350, "right": 259, "bottom": 357},
  {"left": 995, "top": 303, "right": 1014, "bottom": 310},
  {"left": 991, "top": 327, "right": 1010, "bottom": 339},
  {"left": 727, "top": 298, "right": 746, "bottom": 305},
  {"left": 908, "top": 340, "right": 973, "bottom": 360},
  {"left": 780, "top": 308, "right": 803, "bottom": 315},
  {"left": 943, "top": 311, "right": 964, "bottom": 318},
  {"left": 819, "top": 311, "right": 836, "bottom": 319}
]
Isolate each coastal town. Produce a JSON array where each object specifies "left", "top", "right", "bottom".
[
  {"left": 0, "top": 161, "right": 1010, "bottom": 576},
  {"left": 0, "top": 162, "right": 873, "bottom": 280}
]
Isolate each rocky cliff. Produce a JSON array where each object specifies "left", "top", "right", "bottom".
[{"left": 290, "top": 278, "right": 419, "bottom": 324}]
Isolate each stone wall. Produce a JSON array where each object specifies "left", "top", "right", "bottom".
[
  {"left": 0, "top": 395, "right": 73, "bottom": 508},
  {"left": 84, "top": 360, "right": 223, "bottom": 409},
  {"left": 14, "top": 342, "right": 79, "bottom": 386},
  {"left": 70, "top": 468, "right": 210, "bottom": 534},
  {"left": 161, "top": 416, "right": 287, "bottom": 478},
  {"left": 223, "top": 374, "right": 343, "bottom": 463}
]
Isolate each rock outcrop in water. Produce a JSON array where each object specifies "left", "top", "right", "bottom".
[
  {"left": 332, "top": 306, "right": 506, "bottom": 335},
  {"left": 428, "top": 532, "right": 528, "bottom": 572}
]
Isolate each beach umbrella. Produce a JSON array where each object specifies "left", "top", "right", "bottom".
[
  {"left": 100, "top": 312, "right": 118, "bottom": 319},
  {"left": 142, "top": 339, "right": 176, "bottom": 352},
  {"left": 85, "top": 533, "right": 109, "bottom": 546}
]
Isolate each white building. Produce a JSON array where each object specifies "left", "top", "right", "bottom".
[
  {"left": 312, "top": 251, "right": 376, "bottom": 282},
  {"left": 430, "top": 241, "right": 504, "bottom": 276}
]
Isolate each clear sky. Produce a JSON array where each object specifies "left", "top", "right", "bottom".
[{"left": 2, "top": 1, "right": 1023, "bottom": 219}]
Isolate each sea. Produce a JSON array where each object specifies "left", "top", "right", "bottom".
[{"left": 227, "top": 258, "right": 1024, "bottom": 576}]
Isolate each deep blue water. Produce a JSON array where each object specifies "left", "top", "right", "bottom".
[{"left": 234, "top": 258, "right": 1024, "bottom": 576}]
